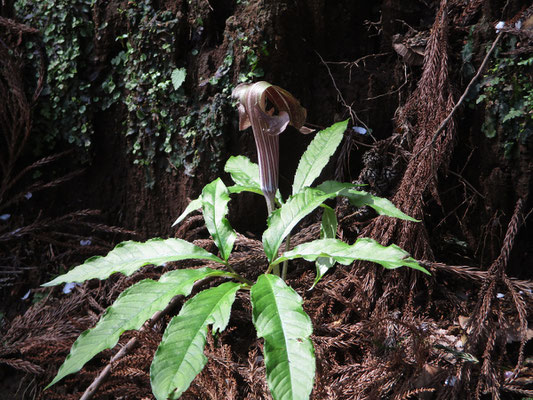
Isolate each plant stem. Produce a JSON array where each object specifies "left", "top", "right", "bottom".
[
  {"left": 224, "top": 262, "right": 253, "bottom": 286},
  {"left": 265, "top": 195, "right": 276, "bottom": 216},
  {"left": 265, "top": 195, "right": 281, "bottom": 276},
  {"left": 281, "top": 233, "right": 291, "bottom": 280},
  {"left": 79, "top": 287, "right": 189, "bottom": 400}
]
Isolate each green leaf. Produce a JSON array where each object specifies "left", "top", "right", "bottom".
[
  {"left": 262, "top": 187, "right": 344, "bottom": 263},
  {"left": 43, "top": 239, "right": 224, "bottom": 286},
  {"left": 225, "top": 155, "right": 283, "bottom": 203},
  {"left": 251, "top": 274, "right": 315, "bottom": 400},
  {"left": 172, "top": 197, "right": 202, "bottom": 227},
  {"left": 224, "top": 155, "right": 262, "bottom": 191},
  {"left": 150, "top": 281, "right": 241, "bottom": 400},
  {"left": 227, "top": 184, "right": 264, "bottom": 196},
  {"left": 502, "top": 108, "right": 524, "bottom": 123},
  {"left": 46, "top": 268, "right": 226, "bottom": 388},
  {"left": 315, "top": 180, "right": 358, "bottom": 194},
  {"left": 319, "top": 205, "right": 338, "bottom": 239},
  {"left": 314, "top": 205, "right": 337, "bottom": 287},
  {"left": 272, "top": 238, "right": 429, "bottom": 274},
  {"left": 171, "top": 68, "right": 186, "bottom": 90},
  {"left": 343, "top": 189, "right": 419, "bottom": 222},
  {"left": 314, "top": 181, "right": 417, "bottom": 221},
  {"left": 292, "top": 120, "right": 348, "bottom": 195},
  {"left": 201, "top": 179, "right": 236, "bottom": 261}
]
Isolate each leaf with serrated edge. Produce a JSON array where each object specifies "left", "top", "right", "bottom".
[
  {"left": 345, "top": 190, "right": 419, "bottom": 221},
  {"left": 225, "top": 156, "right": 283, "bottom": 203},
  {"left": 314, "top": 205, "right": 337, "bottom": 288},
  {"left": 172, "top": 197, "right": 202, "bottom": 227},
  {"left": 262, "top": 186, "right": 344, "bottom": 263},
  {"left": 292, "top": 120, "right": 348, "bottom": 195},
  {"left": 171, "top": 68, "right": 186, "bottom": 90},
  {"left": 315, "top": 180, "right": 356, "bottom": 194},
  {"left": 315, "top": 181, "right": 418, "bottom": 222},
  {"left": 251, "top": 274, "right": 315, "bottom": 400},
  {"left": 225, "top": 155, "right": 262, "bottom": 191},
  {"left": 46, "top": 268, "right": 226, "bottom": 388},
  {"left": 227, "top": 185, "right": 264, "bottom": 196},
  {"left": 272, "top": 238, "right": 429, "bottom": 274},
  {"left": 43, "top": 238, "right": 224, "bottom": 286},
  {"left": 201, "top": 179, "right": 236, "bottom": 261},
  {"left": 150, "top": 281, "right": 241, "bottom": 400}
]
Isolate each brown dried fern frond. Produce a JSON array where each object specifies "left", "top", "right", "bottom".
[{"left": 337, "top": 0, "right": 457, "bottom": 316}]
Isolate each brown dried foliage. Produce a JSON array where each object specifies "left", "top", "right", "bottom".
[
  {"left": 0, "top": 16, "right": 46, "bottom": 209},
  {"left": 0, "top": 17, "right": 136, "bottom": 292},
  {"left": 2, "top": 2, "right": 532, "bottom": 400}
]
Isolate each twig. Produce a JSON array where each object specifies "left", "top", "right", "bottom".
[
  {"left": 421, "top": 260, "right": 533, "bottom": 295},
  {"left": 79, "top": 335, "right": 138, "bottom": 400},
  {"left": 448, "top": 170, "right": 486, "bottom": 199},
  {"left": 323, "top": 52, "right": 391, "bottom": 67},
  {"left": 79, "top": 282, "right": 202, "bottom": 400},
  {"left": 281, "top": 233, "right": 291, "bottom": 280},
  {"left": 365, "top": 63, "right": 408, "bottom": 101},
  {"left": 315, "top": 50, "right": 376, "bottom": 142},
  {"left": 413, "top": 32, "right": 503, "bottom": 159}
]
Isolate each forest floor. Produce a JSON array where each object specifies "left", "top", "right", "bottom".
[{"left": 1, "top": 0, "right": 533, "bottom": 399}]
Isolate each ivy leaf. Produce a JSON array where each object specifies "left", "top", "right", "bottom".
[
  {"left": 46, "top": 268, "right": 227, "bottom": 388},
  {"left": 272, "top": 238, "right": 429, "bottom": 275},
  {"left": 42, "top": 239, "right": 224, "bottom": 286},
  {"left": 172, "top": 197, "right": 202, "bottom": 227},
  {"left": 262, "top": 187, "right": 344, "bottom": 263},
  {"left": 313, "top": 205, "right": 337, "bottom": 288},
  {"left": 201, "top": 178, "right": 236, "bottom": 261},
  {"left": 292, "top": 120, "right": 348, "bottom": 195},
  {"left": 171, "top": 68, "right": 186, "bottom": 90},
  {"left": 502, "top": 108, "right": 524, "bottom": 123},
  {"left": 251, "top": 274, "right": 315, "bottom": 400},
  {"left": 150, "top": 282, "right": 241, "bottom": 400}
]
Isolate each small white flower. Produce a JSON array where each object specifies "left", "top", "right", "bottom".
[{"left": 62, "top": 282, "right": 79, "bottom": 294}]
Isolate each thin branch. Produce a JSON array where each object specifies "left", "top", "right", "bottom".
[
  {"left": 79, "top": 278, "right": 211, "bottom": 400},
  {"left": 315, "top": 50, "right": 376, "bottom": 142},
  {"left": 421, "top": 260, "right": 533, "bottom": 295},
  {"left": 413, "top": 32, "right": 503, "bottom": 159},
  {"left": 323, "top": 52, "right": 391, "bottom": 67},
  {"left": 448, "top": 170, "right": 486, "bottom": 199},
  {"left": 365, "top": 63, "right": 408, "bottom": 101}
]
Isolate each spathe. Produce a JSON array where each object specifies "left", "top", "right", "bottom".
[{"left": 232, "top": 81, "right": 312, "bottom": 213}]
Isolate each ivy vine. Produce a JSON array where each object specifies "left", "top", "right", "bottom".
[
  {"left": 475, "top": 35, "right": 533, "bottom": 158},
  {"left": 14, "top": 0, "right": 269, "bottom": 187},
  {"left": 15, "top": 0, "right": 95, "bottom": 157}
]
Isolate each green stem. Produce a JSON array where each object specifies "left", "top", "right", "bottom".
[
  {"left": 224, "top": 262, "right": 253, "bottom": 286},
  {"left": 265, "top": 196, "right": 276, "bottom": 216},
  {"left": 281, "top": 233, "right": 291, "bottom": 280},
  {"left": 265, "top": 194, "right": 281, "bottom": 276}
]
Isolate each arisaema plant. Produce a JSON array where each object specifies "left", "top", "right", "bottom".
[{"left": 44, "top": 82, "right": 428, "bottom": 400}]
